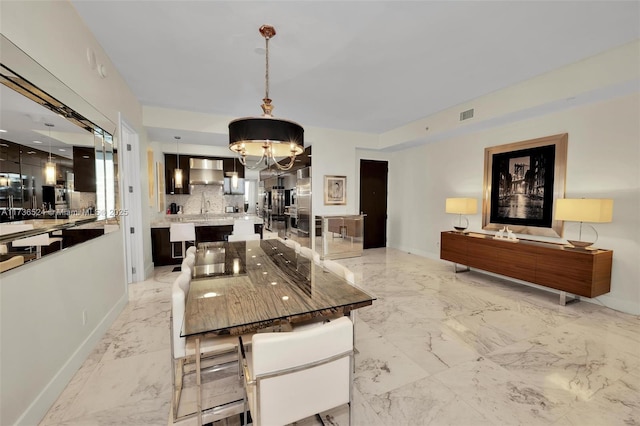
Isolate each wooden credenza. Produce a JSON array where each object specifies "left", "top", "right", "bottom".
[{"left": 440, "top": 231, "right": 612, "bottom": 298}]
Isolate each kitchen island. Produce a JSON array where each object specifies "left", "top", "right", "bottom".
[{"left": 150, "top": 213, "right": 263, "bottom": 266}]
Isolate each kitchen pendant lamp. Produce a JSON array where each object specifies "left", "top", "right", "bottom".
[
  {"left": 174, "top": 136, "right": 183, "bottom": 189},
  {"left": 44, "top": 123, "right": 56, "bottom": 185},
  {"left": 228, "top": 25, "right": 304, "bottom": 171},
  {"left": 231, "top": 158, "right": 239, "bottom": 189}
]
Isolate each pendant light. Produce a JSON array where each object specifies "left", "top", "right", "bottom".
[
  {"left": 231, "top": 157, "right": 239, "bottom": 189},
  {"left": 228, "top": 25, "right": 304, "bottom": 170},
  {"left": 44, "top": 123, "right": 56, "bottom": 185},
  {"left": 174, "top": 136, "right": 183, "bottom": 189}
]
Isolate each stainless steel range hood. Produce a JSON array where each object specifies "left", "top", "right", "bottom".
[{"left": 189, "top": 158, "right": 224, "bottom": 185}]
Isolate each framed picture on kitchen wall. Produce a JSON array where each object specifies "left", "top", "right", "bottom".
[
  {"left": 324, "top": 175, "right": 346, "bottom": 205},
  {"left": 157, "top": 161, "right": 165, "bottom": 212},
  {"left": 482, "top": 133, "right": 567, "bottom": 237}
]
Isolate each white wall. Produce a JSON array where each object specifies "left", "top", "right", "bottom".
[
  {"left": 1, "top": 1, "right": 148, "bottom": 424},
  {"left": 386, "top": 93, "right": 640, "bottom": 315}
]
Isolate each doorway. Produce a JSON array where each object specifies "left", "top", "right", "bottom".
[{"left": 359, "top": 159, "right": 388, "bottom": 249}]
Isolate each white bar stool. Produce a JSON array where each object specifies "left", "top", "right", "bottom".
[{"left": 170, "top": 223, "right": 196, "bottom": 259}]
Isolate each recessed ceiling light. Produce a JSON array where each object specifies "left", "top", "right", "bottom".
[
  {"left": 0, "top": 129, "right": 7, "bottom": 133},
  {"left": 0, "top": 143, "right": 8, "bottom": 147},
  {"left": 27, "top": 151, "right": 36, "bottom": 154},
  {"left": 83, "top": 155, "right": 90, "bottom": 159},
  {"left": 33, "top": 140, "right": 43, "bottom": 144},
  {"left": 58, "top": 148, "right": 66, "bottom": 152}
]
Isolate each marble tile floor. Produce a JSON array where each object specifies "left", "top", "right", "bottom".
[{"left": 39, "top": 248, "right": 639, "bottom": 426}]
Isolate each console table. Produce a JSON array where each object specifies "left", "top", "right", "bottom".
[{"left": 440, "top": 231, "right": 612, "bottom": 304}]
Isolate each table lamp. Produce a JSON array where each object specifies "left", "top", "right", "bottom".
[
  {"left": 445, "top": 198, "right": 478, "bottom": 233},
  {"left": 554, "top": 198, "right": 613, "bottom": 249}
]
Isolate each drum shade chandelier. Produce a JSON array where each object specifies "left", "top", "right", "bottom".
[{"left": 228, "top": 25, "right": 304, "bottom": 171}]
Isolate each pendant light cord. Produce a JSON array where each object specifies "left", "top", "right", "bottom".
[{"left": 265, "top": 35, "right": 270, "bottom": 101}]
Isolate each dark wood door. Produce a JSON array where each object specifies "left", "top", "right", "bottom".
[{"left": 359, "top": 159, "right": 388, "bottom": 249}]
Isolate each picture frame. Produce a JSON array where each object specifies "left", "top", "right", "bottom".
[
  {"left": 482, "top": 133, "right": 567, "bottom": 237},
  {"left": 157, "top": 161, "right": 165, "bottom": 212},
  {"left": 324, "top": 175, "right": 347, "bottom": 205}
]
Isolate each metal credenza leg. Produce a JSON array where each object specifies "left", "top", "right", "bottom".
[
  {"left": 453, "top": 263, "right": 470, "bottom": 273},
  {"left": 559, "top": 291, "right": 580, "bottom": 306}
]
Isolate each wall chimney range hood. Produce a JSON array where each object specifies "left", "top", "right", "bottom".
[{"left": 189, "top": 158, "right": 224, "bottom": 185}]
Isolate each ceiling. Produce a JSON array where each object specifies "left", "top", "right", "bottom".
[
  {"left": 0, "top": 84, "right": 91, "bottom": 160},
  {"left": 69, "top": 1, "right": 638, "bottom": 148}
]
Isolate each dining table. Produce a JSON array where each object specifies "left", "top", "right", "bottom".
[{"left": 182, "top": 238, "right": 375, "bottom": 425}]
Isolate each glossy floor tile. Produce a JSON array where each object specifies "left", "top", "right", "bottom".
[{"left": 40, "top": 248, "right": 640, "bottom": 426}]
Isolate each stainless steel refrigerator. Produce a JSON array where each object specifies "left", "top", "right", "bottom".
[{"left": 296, "top": 167, "right": 311, "bottom": 236}]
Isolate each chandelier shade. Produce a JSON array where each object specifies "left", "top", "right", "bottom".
[{"left": 229, "top": 117, "right": 304, "bottom": 158}]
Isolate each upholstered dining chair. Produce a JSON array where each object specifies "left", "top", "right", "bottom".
[
  {"left": 322, "top": 259, "right": 355, "bottom": 284},
  {"left": 182, "top": 252, "right": 195, "bottom": 273},
  {"left": 239, "top": 316, "right": 353, "bottom": 426},
  {"left": 228, "top": 218, "right": 260, "bottom": 242},
  {"left": 283, "top": 238, "right": 301, "bottom": 253},
  {"left": 228, "top": 233, "right": 261, "bottom": 242},
  {"left": 170, "top": 270, "right": 239, "bottom": 421},
  {"left": 298, "top": 246, "right": 322, "bottom": 266}
]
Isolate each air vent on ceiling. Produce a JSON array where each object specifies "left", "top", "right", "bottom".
[{"left": 460, "top": 108, "right": 474, "bottom": 121}]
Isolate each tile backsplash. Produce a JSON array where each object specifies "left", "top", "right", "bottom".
[{"left": 166, "top": 185, "right": 244, "bottom": 215}]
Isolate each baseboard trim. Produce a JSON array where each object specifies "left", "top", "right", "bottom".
[{"left": 14, "top": 292, "right": 128, "bottom": 426}]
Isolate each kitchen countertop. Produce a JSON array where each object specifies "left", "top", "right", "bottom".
[
  {"left": 151, "top": 213, "right": 263, "bottom": 229},
  {"left": 0, "top": 216, "right": 98, "bottom": 233}
]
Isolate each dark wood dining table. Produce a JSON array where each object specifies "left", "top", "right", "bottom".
[{"left": 182, "top": 239, "right": 374, "bottom": 424}]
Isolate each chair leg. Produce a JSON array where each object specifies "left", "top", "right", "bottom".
[{"left": 173, "top": 357, "right": 184, "bottom": 420}]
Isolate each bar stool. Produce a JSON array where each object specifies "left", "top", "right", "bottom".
[
  {"left": 12, "top": 232, "right": 63, "bottom": 259},
  {"left": 170, "top": 223, "right": 196, "bottom": 259}
]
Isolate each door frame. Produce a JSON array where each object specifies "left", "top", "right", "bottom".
[{"left": 118, "top": 115, "right": 144, "bottom": 283}]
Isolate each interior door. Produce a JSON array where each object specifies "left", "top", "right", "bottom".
[{"left": 359, "top": 159, "right": 388, "bottom": 249}]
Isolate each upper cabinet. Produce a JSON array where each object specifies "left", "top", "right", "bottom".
[
  {"left": 164, "top": 153, "right": 190, "bottom": 194},
  {"left": 73, "top": 146, "right": 96, "bottom": 192},
  {"left": 0, "top": 140, "right": 21, "bottom": 173},
  {"left": 164, "top": 155, "right": 245, "bottom": 194}
]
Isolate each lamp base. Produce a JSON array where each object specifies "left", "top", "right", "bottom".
[
  {"left": 452, "top": 216, "right": 469, "bottom": 234},
  {"left": 565, "top": 240, "right": 596, "bottom": 251}
]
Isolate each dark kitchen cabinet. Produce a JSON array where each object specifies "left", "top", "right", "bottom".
[
  {"left": 0, "top": 140, "right": 21, "bottom": 173},
  {"left": 151, "top": 224, "right": 263, "bottom": 266},
  {"left": 73, "top": 146, "right": 96, "bottom": 192},
  {"left": 164, "top": 154, "right": 190, "bottom": 195}
]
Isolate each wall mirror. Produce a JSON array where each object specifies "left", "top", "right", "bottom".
[{"left": 0, "top": 34, "right": 119, "bottom": 268}]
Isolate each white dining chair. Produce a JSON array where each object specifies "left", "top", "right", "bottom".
[
  {"left": 298, "top": 246, "right": 321, "bottom": 266},
  {"left": 170, "top": 271, "right": 239, "bottom": 421},
  {"left": 239, "top": 316, "right": 353, "bottom": 426},
  {"left": 283, "top": 238, "right": 301, "bottom": 253},
  {"left": 228, "top": 233, "right": 261, "bottom": 242},
  {"left": 322, "top": 259, "right": 355, "bottom": 284},
  {"left": 229, "top": 218, "right": 260, "bottom": 241},
  {"left": 170, "top": 222, "right": 196, "bottom": 259},
  {"left": 186, "top": 245, "right": 197, "bottom": 256},
  {"left": 183, "top": 250, "right": 195, "bottom": 269}
]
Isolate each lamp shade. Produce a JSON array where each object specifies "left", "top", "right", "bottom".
[
  {"left": 445, "top": 198, "right": 478, "bottom": 215},
  {"left": 555, "top": 198, "right": 613, "bottom": 223}
]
